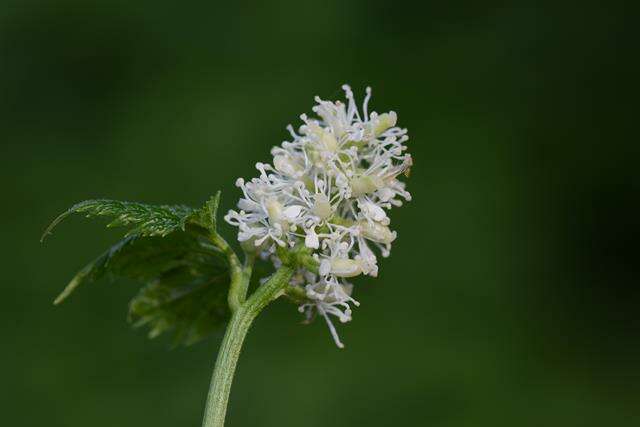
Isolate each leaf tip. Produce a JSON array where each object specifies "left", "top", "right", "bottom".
[
  {"left": 53, "top": 273, "right": 85, "bottom": 305},
  {"left": 40, "top": 217, "right": 62, "bottom": 242},
  {"left": 41, "top": 203, "right": 85, "bottom": 243},
  {"left": 53, "top": 287, "right": 71, "bottom": 305}
]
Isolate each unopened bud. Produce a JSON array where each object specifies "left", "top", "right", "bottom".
[
  {"left": 273, "top": 155, "right": 300, "bottom": 176},
  {"left": 359, "top": 221, "right": 396, "bottom": 244},
  {"left": 320, "top": 132, "right": 338, "bottom": 152},
  {"left": 265, "top": 199, "right": 283, "bottom": 223},
  {"left": 305, "top": 227, "right": 320, "bottom": 249},
  {"left": 330, "top": 258, "right": 363, "bottom": 277},
  {"left": 312, "top": 194, "right": 333, "bottom": 219},
  {"left": 350, "top": 175, "right": 382, "bottom": 197},
  {"left": 373, "top": 111, "right": 397, "bottom": 136}
]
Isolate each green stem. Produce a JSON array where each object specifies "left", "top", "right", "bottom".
[
  {"left": 210, "top": 233, "right": 242, "bottom": 277},
  {"left": 202, "top": 265, "right": 295, "bottom": 427},
  {"left": 227, "top": 253, "right": 255, "bottom": 312},
  {"left": 208, "top": 232, "right": 246, "bottom": 312}
]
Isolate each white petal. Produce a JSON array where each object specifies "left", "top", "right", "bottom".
[
  {"left": 283, "top": 205, "right": 303, "bottom": 220},
  {"left": 305, "top": 228, "right": 319, "bottom": 249},
  {"left": 319, "top": 260, "right": 331, "bottom": 276}
]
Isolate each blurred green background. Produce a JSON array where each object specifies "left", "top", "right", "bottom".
[{"left": 1, "top": 1, "right": 638, "bottom": 426}]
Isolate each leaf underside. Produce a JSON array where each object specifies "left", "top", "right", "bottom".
[{"left": 45, "top": 192, "right": 230, "bottom": 345}]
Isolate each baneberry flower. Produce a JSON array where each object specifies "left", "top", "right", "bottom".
[
  {"left": 225, "top": 85, "right": 412, "bottom": 347},
  {"left": 46, "top": 84, "right": 413, "bottom": 426}
]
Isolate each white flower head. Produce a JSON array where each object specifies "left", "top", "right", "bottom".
[{"left": 225, "top": 85, "right": 411, "bottom": 347}]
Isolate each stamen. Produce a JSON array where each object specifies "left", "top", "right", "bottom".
[{"left": 318, "top": 306, "right": 345, "bottom": 349}]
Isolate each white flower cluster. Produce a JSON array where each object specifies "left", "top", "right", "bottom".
[{"left": 225, "top": 85, "right": 411, "bottom": 347}]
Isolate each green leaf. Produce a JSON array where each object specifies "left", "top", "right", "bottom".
[
  {"left": 53, "top": 235, "right": 139, "bottom": 305},
  {"left": 47, "top": 193, "right": 234, "bottom": 345},
  {"left": 41, "top": 199, "right": 195, "bottom": 241},
  {"left": 189, "top": 191, "right": 221, "bottom": 232},
  {"left": 128, "top": 264, "right": 230, "bottom": 346}
]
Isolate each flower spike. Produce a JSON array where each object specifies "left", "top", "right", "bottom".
[{"left": 224, "top": 85, "right": 411, "bottom": 347}]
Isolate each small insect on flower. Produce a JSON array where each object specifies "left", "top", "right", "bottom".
[{"left": 224, "top": 85, "right": 412, "bottom": 347}]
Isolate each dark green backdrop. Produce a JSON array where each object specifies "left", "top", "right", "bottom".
[{"left": 2, "top": 1, "right": 638, "bottom": 426}]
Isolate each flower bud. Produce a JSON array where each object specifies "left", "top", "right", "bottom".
[
  {"left": 373, "top": 111, "right": 397, "bottom": 136},
  {"left": 350, "top": 175, "right": 382, "bottom": 197},
  {"left": 265, "top": 199, "right": 283, "bottom": 223},
  {"left": 305, "top": 122, "right": 339, "bottom": 152},
  {"left": 330, "top": 258, "right": 363, "bottom": 277},
  {"left": 359, "top": 221, "right": 396, "bottom": 244},
  {"left": 282, "top": 205, "right": 302, "bottom": 221},
  {"left": 305, "top": 227, "right": 320, "bottom": 249},
  {"left": 312, "top": 194, "right": 333, "bottom": 219},
  {"left": 320, "top": 131, "right": 338, "bottom": 152},
  {"left": 358, "top": 200, "right": 388, "bottom": 224},
  {"left": 273, "top": 155, "right": 301, "bottom": 176}
]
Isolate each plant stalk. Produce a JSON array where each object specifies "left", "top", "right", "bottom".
[
  {"left": 202, "top": 265, "right": 294, "bottom": 427},
  {"left": 227, "top": 253, "right": 255, "bottom": 312}
]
